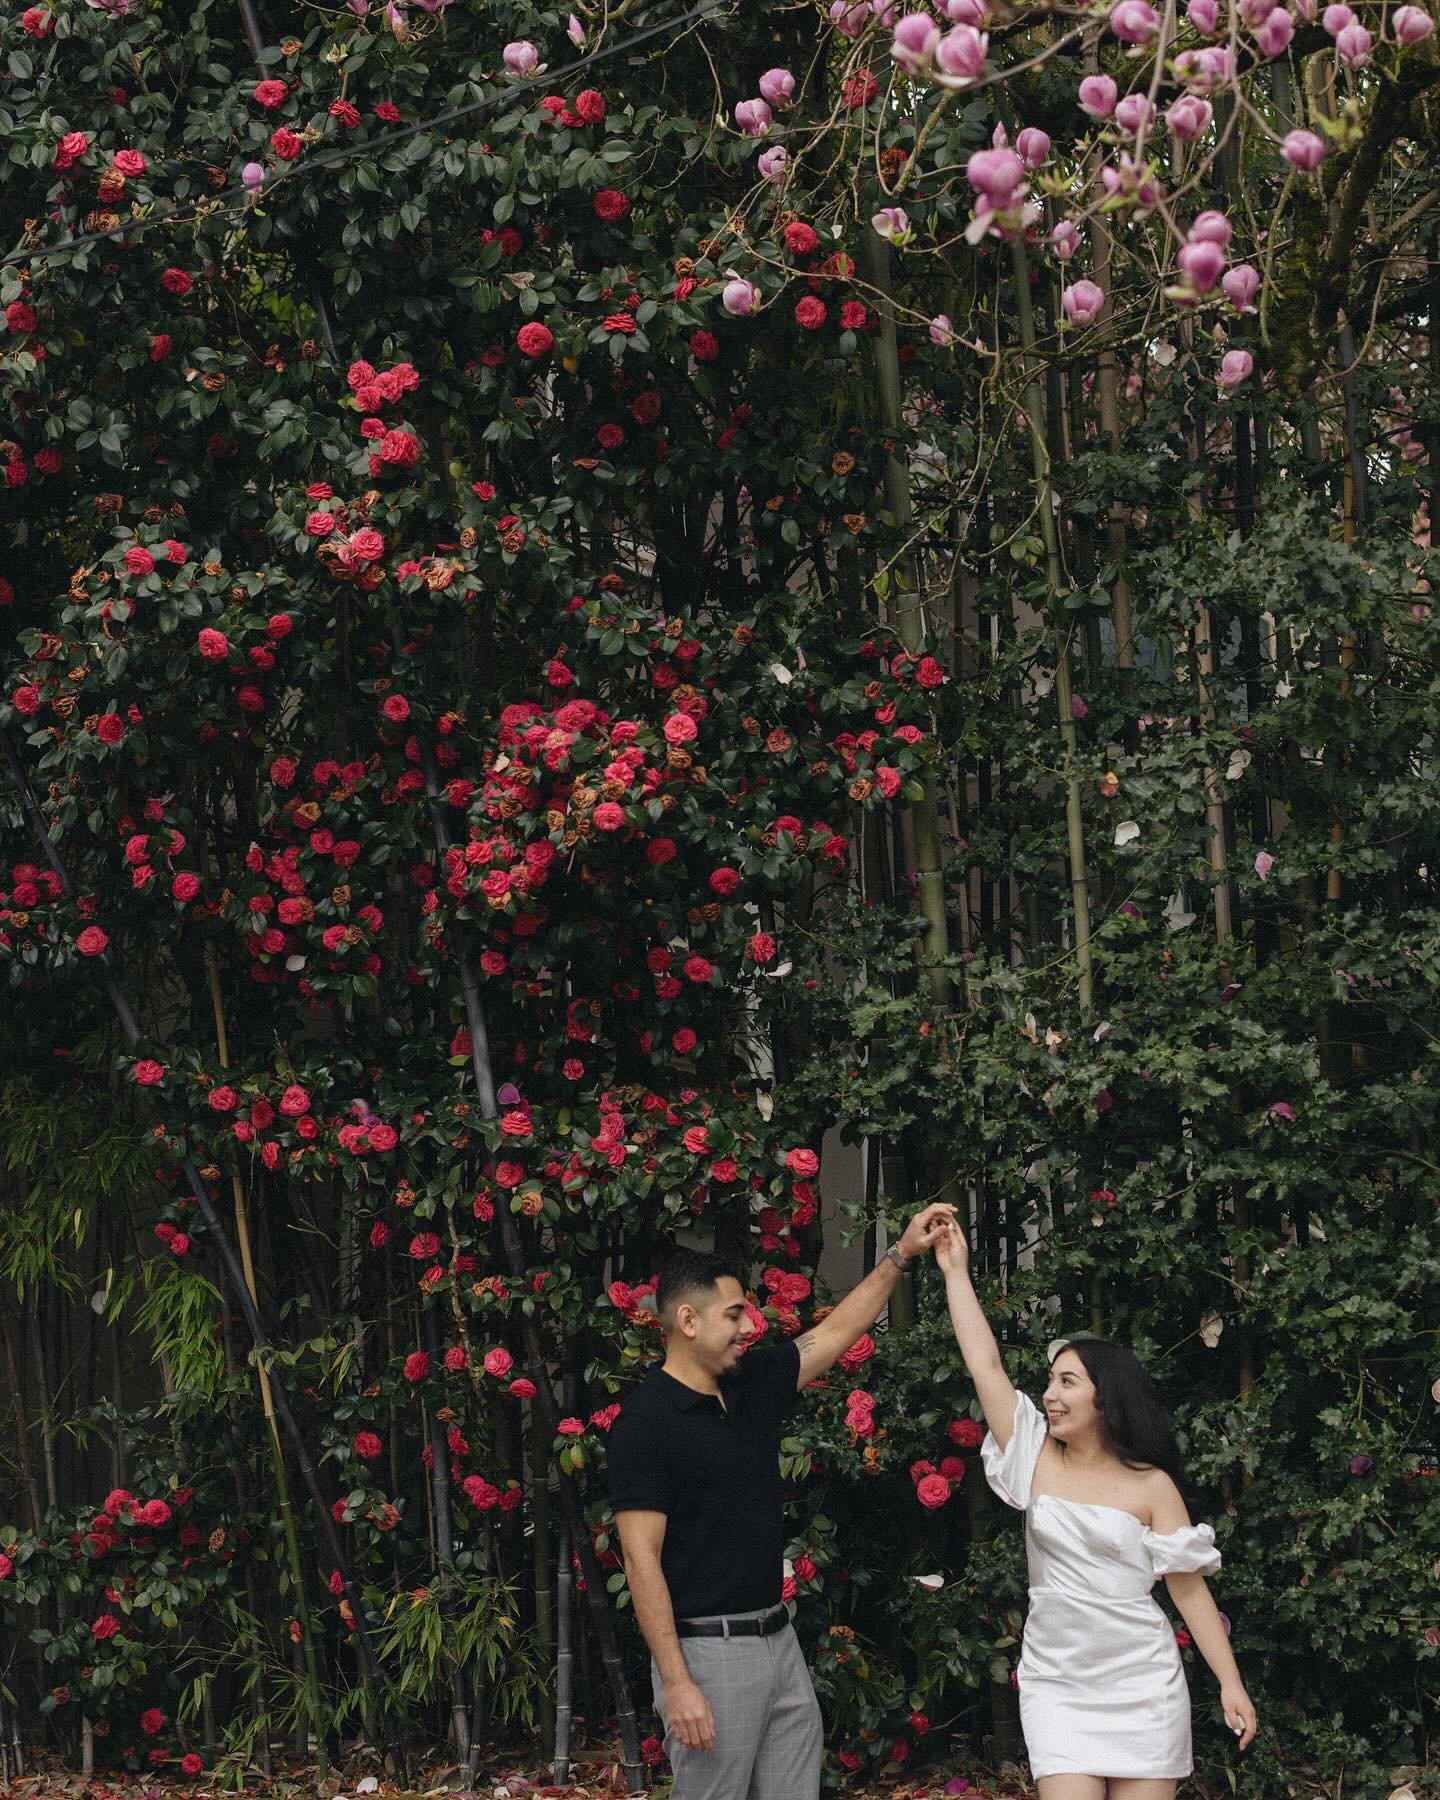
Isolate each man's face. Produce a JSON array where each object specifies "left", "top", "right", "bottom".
[{"left": 681, "top": 1276, "right": 755, "bottom": 1372}]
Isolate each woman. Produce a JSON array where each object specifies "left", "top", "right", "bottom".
[{"left": 936, "top": 1219, "right": 1257, "bottom": 1799}]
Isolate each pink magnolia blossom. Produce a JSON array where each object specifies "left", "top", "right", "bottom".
[
  {"left": 1100, "top": 153, "right": 1162, "bottom": 213},
  {"left": 1078, "top": 73, "right": 1118, "bottom": 117},
  {"left": 965, "top": 146, "right": 1024, "bottom": 204},
  {"left": 1176, "top": 238, "right": 1226, "bottom": 292},
  {"left": 829, "top": 0, "right": 869, "bottom": 35},
  {"left": 1222, "top": 263, "right": 1260, "bottom": 310},
  {"left": 1254, "top": 849, "right": 1275, "bottom": 879},
  {"left": 242, "top": 161, "right": 266, "bottom": 190},
  {"left": 566, "top": 13, "right": 586, "bottom": 46},
  {"left": 759, "top": 66, "right": 796, "bottom": 104},
  {"left": 1189, "top": 208, "right": 1234, "bottom": 247},
  {"left": 734, "top": 97, "right": 772, "bottom": 136},
  {"left": 1051, "top": 218, "right": 1082, "bottom": 261},
  {"left": 1393, "top": 4, "right": 1434, "bottom": 40},
  {"left": 1321, "top": 2, "right": 1353, "bottom": 30},
  {"left": 1282, "top": 128, "right": 1326, "bottom": 168},
  {"left": 935, "top": 22, "right": 987, "bottom": 78},
  {"left": 1219, "top": 349, "right": 1254, "bottom": 387},
  {"left": 757, "top": 145, "right": 788, "bottom": 180},
  {"left": 1110, "top": 0, "right": 1160, "bottom": 39},
  {"left": 501, "top": 38, "right": 542, "bottom": 76},
  {"left": 929, "top": 312, "right": 958, "bottom": 345},
  {"left": 1174, "top": 44, "right": 1233, "bottom": 87},
  {"left": 945, "top": 0, "right": 989, "bottom": 19},
  {"left": 1239, "top": 0, "right": 1277, "bottom": 23},
  {"left": 1062, "top": 280, "right": 1106, "bottom": 326},
  {"left": 1016, "top": 126, "right": 1051, "bottom": 166},
  {"left": 1166, "top": 93, "right": 1213, "bottom": 138},
  {"left": 891, "top": 10, "right": 941, "bottom": 67},
  {"left": 871, "top": 205, "right": 911, "bottom": 241},
  {"left": 1115, "top": 93, "right": 1155, "bottom": 131},
  {"left": 1335, "top": 19, "right": 1372, "bottom": 60},
  {"left": 1269, "top": 1100, "right": 1294, "bottom": 1121},
  {"left": 722, "top": 277, "right": 757, "bottom": 315},
  {"left": 1255, "top": 7, "right": 1295, "bottom": 53},
  {"left": 1187, "top": 0, "right": 1220, "bottom": 28}
]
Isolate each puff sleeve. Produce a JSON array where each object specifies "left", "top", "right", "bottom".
[
  {"left": 1143, "top": 1521, "right": 1221, "bottom": 1577},
  {"left": 980, "top": 1392, "right": 1049, "bottom": 1510}
]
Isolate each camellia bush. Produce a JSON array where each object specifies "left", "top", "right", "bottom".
[{"left": 0, "top": 0, "right": 1437, "bottom": 1789}]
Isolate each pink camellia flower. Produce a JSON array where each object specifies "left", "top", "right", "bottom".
[
  {"left": 759, "top": 66, "right": 796, "bottom": 104},
  {"left": 757, "top": 145, "right": 788, "bottom": 180},
  {"left": 1393, "top": 4, "right": 1434, "bottom": 40},
  {"left": 1321, "top": 1, "right": 1353, "bottom": 29},
  {"left": 1282, "top": 128, "right": 1326, "bottom": 169},
  {"left": 1188, "top": 0, "right": 1220, "bottom": 30},
  {"left": 1189, "top": 207, "right": 1233, "bottom": 246},
  {"left": 1219, "top": 349, "right": 1254, "bottom": 388},
  {"left": 1078, "top": 73, "right": 1118, "bottom": 117},
  {"left": 1016, "top": 125, "right": 1050, "bottom": 166},
  {"left": 1114, "top": 93, "right": 1154, "bottom": 130},
  {"left": 1062, "top": 280, "right": 1106, "bottom": 326},
  {"left": 935, "top": 22, "right": 988, "bottom": 78},
  {"left": 1256, "top": 6, "right": 1294, "bottom": 50},
  {"left": 722, "top": 277, "right": 758, "bottom": 315},
  {"left": 501, "top": 39, "right": 542, "bottom": 76},
  {"left": 1335, "top": 20, "right": 1371, "bottom": 59},
  {"left": 1166, "top": 93, "right": 1213, "bottom": 138},
  {"left": 891, "top": 10, "right": 942, "bottom": 67},
  {"left": 1051, "top": 218, "right": 1082, "bottom": 261},
  {"left": 1110, "top": 0, "right": 1160, "bottom": 39},
  {"left": 1222, "top": 263, "right": 1260, "bottom": 310},
  {"left": 1176, "top": 238, "right": 1226, "bottom": 292},
  {"left": 871, "top": 205, "right": 911, "bottom": 241},
  {"left": 965, "top": 145, "right": 1024, "bottom": 203},
  {"left": 929, "top": 312, "right": 958, "bottom": 345},
  {"left": 734, "top": 97, "right": 772, "bottom": 136}
]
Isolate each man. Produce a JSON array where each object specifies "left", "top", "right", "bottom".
[{"left": 606, "top": 1203, "right": 956, "bottom": 1799}]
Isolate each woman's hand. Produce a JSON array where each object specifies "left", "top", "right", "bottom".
[
  {"left": 933, "top": 1217, "right": 971, "bottom": 1281},
  {"left": 1221, "top": 1682, "right": 1257, "bottom": 1750}
]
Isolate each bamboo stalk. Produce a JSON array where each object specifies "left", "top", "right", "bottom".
[
  {"left": 420, "top": 1305, "right": 472, "bottom": 1761},
  {"left": 552, "top": 1509, "right": 575, "bottom": 1786},
  {"left": 1009, "top": 241, "right": 1095, "bottom": 1016}
]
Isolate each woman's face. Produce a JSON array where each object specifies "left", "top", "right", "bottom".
[{"left": 1042, "top": 1347, "right": 1101, "bottom": 1443}]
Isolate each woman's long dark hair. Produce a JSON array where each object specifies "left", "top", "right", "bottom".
[{"left": 1053, "top": 1338, "right": 1188, "bottom": 1492}]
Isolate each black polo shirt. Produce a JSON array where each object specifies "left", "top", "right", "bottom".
[{"left": 606, "top": 1339, "right": 801, "bottom": 1618}]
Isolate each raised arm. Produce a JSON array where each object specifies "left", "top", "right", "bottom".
[
  {"left": 613, "top": 1509, "right": 716, "bottom": 1753},
  {"left": 935, "top": 1219, "right": 1018, "bottom": 1448},
  {"left": 794, "top": 1202, "right": 957, "bottom": 1388}
]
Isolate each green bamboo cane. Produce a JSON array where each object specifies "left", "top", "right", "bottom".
[{"left": 1009, "top": 241, "right": 1095, "bottom": 1018}]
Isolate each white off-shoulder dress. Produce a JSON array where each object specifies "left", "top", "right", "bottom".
[{"left": 982, "top": 1392, "right": 1222, "bottom": 1781}]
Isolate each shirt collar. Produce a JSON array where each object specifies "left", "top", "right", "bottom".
[{"left": 651, "top": 1366, "right": 723, "bottom": 1411}]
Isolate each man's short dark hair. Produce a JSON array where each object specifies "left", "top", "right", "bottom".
[{"left": 655, "top": 1247, "right": 741, "bottom": 1320}]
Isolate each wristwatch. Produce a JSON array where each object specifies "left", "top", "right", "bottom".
[{"left": 883, "top": 1243, "right": 912, "bottom": 1273}]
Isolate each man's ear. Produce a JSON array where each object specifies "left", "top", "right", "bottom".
[{"left": 674, "top": 1301, "right": 699, "bottom": 1340}]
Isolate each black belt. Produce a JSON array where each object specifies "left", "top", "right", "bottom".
[{"left": 676, "top": 1605, "right": 788, "bottom": 1640}]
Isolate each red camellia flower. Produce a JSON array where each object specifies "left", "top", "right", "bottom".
[
  {"left": 139, "top": 1707, "right": 164, "bottom": 1736},
  {"left": 137, "top": 1498, "right": 171, "bottom": 1527},
  {"left": 785, "top": 1147, "right": 820, "bottom": 1177},
  {"left": 329, "top": 99, "right": 361, "bottom": 128},
  {"left": 689, "top": 329, "right": 720, "bottom": 362},
  {"left": 172, "top": 872, "right": 200, "bottom": 902},
  {"left": 516, "top": 322, "right": 554, "bottom": 359},
  {"left": 593, "top": 189, "right": 630, "bottom": 221},
  {"left": 278, "top": 1083, "right": 310, "bottom": 1116},
  {"left": 916, "top": 1472, "right": 951, "bottom": 1509},
  {"left": 483, "top": 1346, "right": 513, "bottom": 1379},
  {"left": 253, "top": 78, "right": 288, "bottom": 108},
  {"left": 53, "top": 130, "right": 89, "bottom": 169},
  {"left": 113, "top": 149, "right": 147, "bottom": 177},
  {"left": 353, "top": 1430, "right": 383, "bottom": 1461},
  {"left": 21, "top": 6, "right": 52, "bottom": 35},
  {"left": 5, "top": 301, "right": 38, "bottom": 334},
  {"left": 161, "top": 268, "right": 194, "bottom": 296},
  {"left": 270, "top": 127, "right": 303, "bottom": 160},
  {"left": 181, "top": 1754, "right": 204, "bottom": 1778},
  {"left": 207, "top": 1085, "right": 238, "bottom": 1113},
  {"left": 403, "top": 1350, "right": 430, "bottom": 1382},
  {"left": 794, "top": 295, "right": 827, "bottom": 330},
  {"left": 784, "top": 221, "right": 819, "bottom": 255},
  {"left": 556, "top": 1416, "right": 584, "bottom": 1437},
  {"left": 91, "top": 1613, "right": 120, "bottom": 1639},
  {"left": 949, "top": 1417, "right": 985, "bottom": 1448},
  {"left": 745, "top": 931, "right": 777, "bottom": 965},
  {"left": 197, "top": 627, "right": 229, "bottom": 660},
  {"left": 382, "top": 694, "right": 410, "bottom": 723},
  {"left": 96, "top": 713, "right": 125, "bottom": 745},
  {"left": 76, "top": 926, "right": 109, "bottom": 957},
  {"left": 133, "top": 1060, "right": 165, "bottom": 1086},
  {"left": 509, "top": 1376, "right": 537, "bottom": 1399},
  {"left": 574, "top": 88, "right": 606, "bottom": 123}
]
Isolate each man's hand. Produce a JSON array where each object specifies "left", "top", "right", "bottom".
[
  {"left": 896, "top": 1202, "right": 960, "bottom": 1264},
  {"left": 663, "top": 1674, "right": 716, "bottom": 1752}
]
